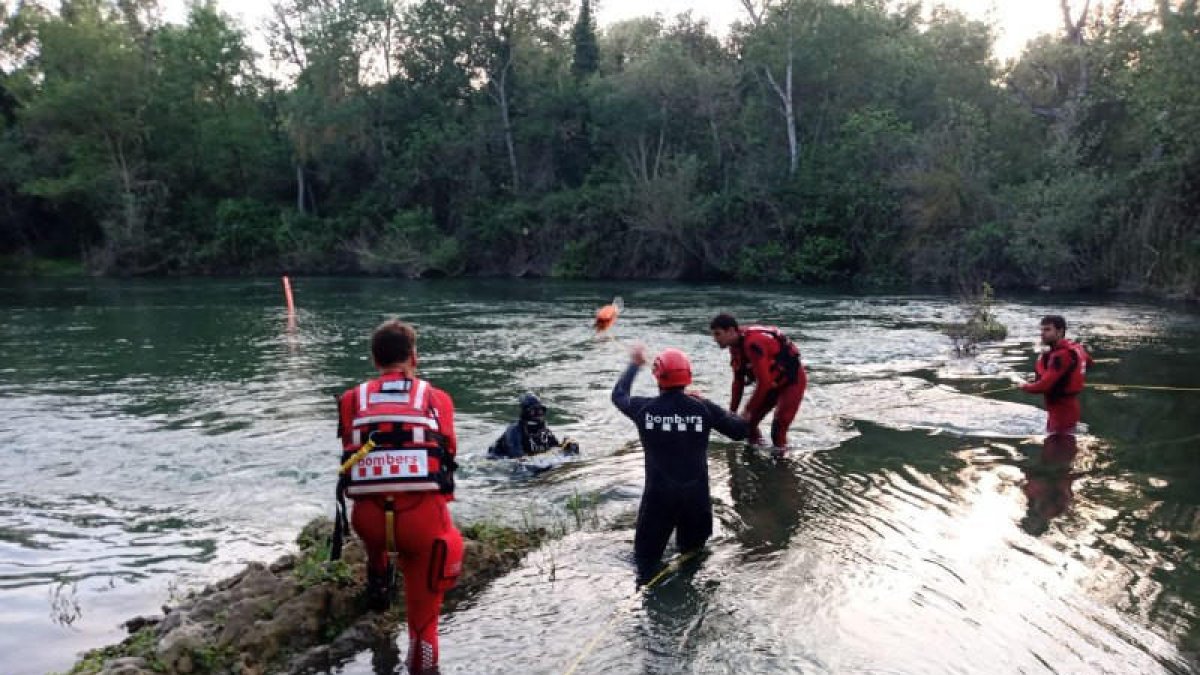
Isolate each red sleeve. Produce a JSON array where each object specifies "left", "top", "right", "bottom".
[
  {"left": 429, "top": 386, "right": 457, "bottom": 501},
  {"left": 729, "top": 352, "right": 745, "bottom": 412},
  {"left": 337, "top": 388, "right": 356, "bottom": 449},
  {"left": 430, "top": 387, "right": 457, "bottom": 457},
  {"left": 1022, "top": 352, "right": 1070, "bottom": 394},
  {"left": 742, "top": 333, "right": 778, "bottom": 413}
]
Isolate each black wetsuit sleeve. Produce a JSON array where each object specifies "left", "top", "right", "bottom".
[
  {"left": 611, "top": 363, "right": 644, "bottom": 421},
  {"left": 704, "top": 398, "right": 749, "bottom": 441},
  {"left": 487, "top": 431, "right": 509, "bottom": 458}
]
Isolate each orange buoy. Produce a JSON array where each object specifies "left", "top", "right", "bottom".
[
  {"left": 594, "top": 296, "right": 623, "bottom": 332},
  {"left": 282, "top": 276, "right": 296, "bottom": 315}
]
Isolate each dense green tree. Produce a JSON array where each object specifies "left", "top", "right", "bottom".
[
  {"left": 0, "top": 0, "right": 1194, "bottom": 295},
  {"left": 570, "top": 0, "right": 597, "bottom": 78}
]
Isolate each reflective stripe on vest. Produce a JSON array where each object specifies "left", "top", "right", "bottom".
[{"left": 342, "top": 376, "right": 451, "bottom": 496}]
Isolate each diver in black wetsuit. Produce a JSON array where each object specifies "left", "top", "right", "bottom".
[
  {"left": 611, "top": 344, "right": 748, "bottom": 584},
  {"left": 487, "top": 392, "right": 580, "bottom": 458}
]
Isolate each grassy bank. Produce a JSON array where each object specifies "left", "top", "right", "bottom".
[{"left": 63, "top": 517, "right": 547, "bottom": 675}]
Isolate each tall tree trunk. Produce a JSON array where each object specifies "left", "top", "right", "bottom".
[
  {"left": 108, "top": 134, "right": 139, "bottom": 244},
  {"left": 743, "top": 0, "right": 800, "bottom": 175},
  {"left": 497, "top": 63, "right": 519, "bottom": 193},
  {"left": 785, "top": 47, "right": 797, "bottom": 174},
  {"left": 763, "top": 62, "right": 797, "bottom": 175},
  {"left": 295, "top": 164, "right": 306, "bottom": 214}
]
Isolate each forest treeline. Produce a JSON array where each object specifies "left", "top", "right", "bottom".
[{"left": 0, "top": 0, "right": 1197, "bottom": 295}]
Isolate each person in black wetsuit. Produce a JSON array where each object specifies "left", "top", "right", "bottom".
[
  {"left": 611, "top": 344, "right": 749, "bottom": 584},
  {"left": 487, "top": 392, "right": 579, "bottom": 458}
]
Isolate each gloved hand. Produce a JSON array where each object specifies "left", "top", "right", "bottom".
[
  {"left": 629, "top": 342, "right": 647, "bottom": 367},
  {"left": 561, "top": 438, "right": 580, "bottom": 455}
]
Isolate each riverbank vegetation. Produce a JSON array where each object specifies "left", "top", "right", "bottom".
[
  {"left": 63, "top": 517, "right": 547, "bottom": 675},
  {"left": 1, "top": 0, "right": 1196, "bottom": 297}
]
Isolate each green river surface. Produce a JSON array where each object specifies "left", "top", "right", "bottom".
[{"left": 1, "top": 278, "right": 1199, "bottom": 674}]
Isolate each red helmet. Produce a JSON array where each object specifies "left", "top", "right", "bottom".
[{"left": 652, "top": 348, "right": 692, "bottom": 389}]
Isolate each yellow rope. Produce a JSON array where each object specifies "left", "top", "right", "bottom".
[
  {"left": 561, "top": 550, "right": 700, "bottom": 675},
  {"left": 801, "top": 384, "right": 1019, "bottom": 424},
  {"left": 798, "top": 379, "right": 1200, "bottom": 427},
  {"left": 339, "top": 438, "right": 376, "bottom": 474},
  {"left": 559, "top": 374, "right": 1196, "bottom": 673},
  {"left": 1089, "top": 383, "right": 1200, "bottom": 392}
]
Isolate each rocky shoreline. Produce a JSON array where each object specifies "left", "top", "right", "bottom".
[{"left": 66, "top": 518, "right": 543, "bottom": 675}]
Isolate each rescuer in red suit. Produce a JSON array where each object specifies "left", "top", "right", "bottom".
[
  {"left": 710, "top": 313, "right": 807, "bottom": 456},
  {"left": 1021, "top": 315, "right": 1093, "bottom": 435},
  {"left": 336, "top": 320, "right": 463, "bottom": 674}
]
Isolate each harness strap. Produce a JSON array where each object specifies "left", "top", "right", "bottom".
[
  {"left": 367, "top": 429, "right": 450, "bottom": 451},
  {"left": 331, "top": 435, "right": 379, "bottom": 561},
  {"left": 1046, "top": 347, "right": 1081, "bottom": 400},
  {"left": 384, "top": 497, "right": 397, "bottom": 558},
  {"left": 742, "top": 328, "right": 801, "bottom": 385},
  {"left": 331, "top": 472, "right": 350, "bottom": 561}
]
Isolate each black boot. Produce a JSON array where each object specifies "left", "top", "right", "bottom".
[{"left": 365, "top": 569, "right": 391, "bottom": 611}]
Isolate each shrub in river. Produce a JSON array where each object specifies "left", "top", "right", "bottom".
[{"left": 944, "top": 282, "right": 1008, "bottom": 354}]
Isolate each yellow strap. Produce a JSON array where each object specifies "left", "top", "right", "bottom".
[
  {"left": 384, "top": 497, "right": 396, "bottom": 555},
  {"left": 340, "top": 439, "right": 376, "bottom": 474}
]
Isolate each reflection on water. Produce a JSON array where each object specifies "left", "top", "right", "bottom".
[
  {"left": 1019, "top": 434, "right": 1083, "bottom": 537},
  {"left": 1, "top": 279, "right": 1198, "bottom": 674},
  {"left": 722, "top": 446, "right": 804, "bottom": 558}
]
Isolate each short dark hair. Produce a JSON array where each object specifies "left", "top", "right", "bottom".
[
  {"left": 1040, "top": 315, "right": 1067, "bottom": 333},
  {"left": 371, "top": 319, "right": 416, "bottom": 366},
  {"left": 710, "top": 313, "right": 739, "bottom": 331}
]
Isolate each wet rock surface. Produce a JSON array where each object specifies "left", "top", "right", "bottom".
[{"left": 67, "top": 518, "right": 542, "bottom": 675}]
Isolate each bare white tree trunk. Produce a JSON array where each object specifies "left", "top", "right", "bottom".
[
  {"left": 496, "top": 61, "right": 520, "bottom": 193},
  {"left": 742, "top": 0, "right": 799, "bottom": 175},
  {"left": 106, "top": 133, "right": 140, "bottom": 244}
]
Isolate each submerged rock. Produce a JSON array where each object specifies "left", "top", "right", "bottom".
[{"left": 67, "top": 517, "right": 543, "bottom": 675}]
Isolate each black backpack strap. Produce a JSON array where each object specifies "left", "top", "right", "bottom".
[
  {"left": 331, "top": 392, "right": 350, "bottom": 561},
  {"left": 330, "top": 470, "right": 350, "bottom": 561},
  {"left": 1047, "top": 349, "right": 1080, "bottom": 400}
]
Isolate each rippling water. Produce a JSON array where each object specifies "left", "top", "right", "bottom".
[{"left": 1, "top": 279, "right": 1198, "bottom": 674}]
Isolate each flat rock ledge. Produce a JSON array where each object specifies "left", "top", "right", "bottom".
[{"left": 66, "top": 518, "right": 542, "bottom": 675}]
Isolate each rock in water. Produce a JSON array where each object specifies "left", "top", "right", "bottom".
[{"left": 67, "top": 517, "right": 543, "bottom": 675}]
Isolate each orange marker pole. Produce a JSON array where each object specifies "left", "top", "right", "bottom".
[{"left": 282, "top": 276, "right": 296, "bottom": 316}]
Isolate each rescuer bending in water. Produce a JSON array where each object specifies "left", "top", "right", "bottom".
[
  {"left": 709, "top": 313, "right": 807, "bottom": 456},
  {"left": 334, "top": 320, "right": 463, "bottom": 674},
  {"left": 1020, "top": 315, "right": 1093, "bottom": 435},
  {"left": 487, "top": 392, "right": 580, "bottom": 458},
  {"left": 611, "top": 343, "right": 748, "bottom": 584}
]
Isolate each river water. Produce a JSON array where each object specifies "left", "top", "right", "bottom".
[{"left": 1, "top": 279, "right": 1197, "bottom": 674}]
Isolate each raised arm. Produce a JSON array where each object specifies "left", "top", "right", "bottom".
[
  {"left": 611, "top": 362, "right": 642, "bottom": 419},
  {"left": 612, "top": 343, "right": 649, "bottom": 420}
]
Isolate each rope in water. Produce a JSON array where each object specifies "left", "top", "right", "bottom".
[
  {"left": 1090, "top": 383, "right": 1200, "bottom": 392},
  {"left": 561, "top": 550, "right": 700, "bottom": 675},
  {"left": 559, "top": 370, "right": 1196, "bottom": 673},
  {"left": 781, "top": 380, "right": 1200, "bottom": 426},
  {"left": 800, "top": 383, "right": 1020, "bottom": 424}
]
